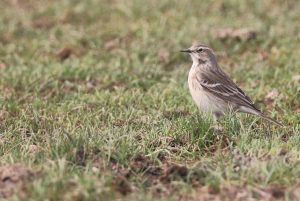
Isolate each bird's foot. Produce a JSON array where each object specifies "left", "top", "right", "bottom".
[{"left": 210, "top": 122, "right": 224, "bottom": 131}]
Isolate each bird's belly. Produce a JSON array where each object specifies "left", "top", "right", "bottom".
[{"left": 188, "top": 81, "right": 226, "bottom": 114}]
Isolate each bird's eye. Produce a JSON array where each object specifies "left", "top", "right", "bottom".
[{"left": 197, "top": 48, "right": 203, "bottom": 52}]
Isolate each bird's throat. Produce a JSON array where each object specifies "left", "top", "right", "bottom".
[{"left": 198, "top": 58, "right": 206, "bottom": 64}]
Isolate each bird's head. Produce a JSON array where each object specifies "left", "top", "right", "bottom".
[{"left": 181, "top": 43, "right": 216, "bottom": 65}]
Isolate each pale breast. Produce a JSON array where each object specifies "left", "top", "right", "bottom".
[{"left": 188, "top": 67, "right": 227, "bottom": 114}]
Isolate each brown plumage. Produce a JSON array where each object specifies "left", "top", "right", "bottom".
[{"left": 181, "top": 43, "right": 283, "bottom": 126}]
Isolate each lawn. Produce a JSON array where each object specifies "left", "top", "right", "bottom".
[{"left": 0, "top": 0, "right": 299, "bottom": 200}]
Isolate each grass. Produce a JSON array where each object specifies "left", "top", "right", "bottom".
[{"left": 0, "top": 0, "right": 299, "bottom": 200}]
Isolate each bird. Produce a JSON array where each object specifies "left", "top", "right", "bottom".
[{"left": 181, "top": 43, "right": 283, "bottom": 126}]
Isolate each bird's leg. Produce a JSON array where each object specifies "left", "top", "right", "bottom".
[{"left": 211, "top": 112, "right": 224, "bottom": 131}]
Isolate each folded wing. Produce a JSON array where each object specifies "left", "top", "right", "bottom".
[{"left": 195, "top": 68, "right": 261, "bottom": 113}]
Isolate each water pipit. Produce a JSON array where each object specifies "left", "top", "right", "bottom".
[{"left": 181, "top": 43, "right": 283, "bottom": 126}]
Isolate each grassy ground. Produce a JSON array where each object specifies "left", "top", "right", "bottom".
[{"left": 0, "top": 0, "right": 299, "bottom": 200}]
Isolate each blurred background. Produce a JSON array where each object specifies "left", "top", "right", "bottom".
[{"left": 0, "top": 0, "right": 299, "bottom": 100}]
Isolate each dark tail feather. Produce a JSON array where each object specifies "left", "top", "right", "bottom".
[
  {"left": 239, "top": 106, "right": 284, "bottom": 127},
  {"left": 259, "top": 113, "right": 284, "bottom": 127}
]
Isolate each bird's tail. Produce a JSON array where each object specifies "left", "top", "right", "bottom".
[
  {"left": 239, "top": 106, "right": 284, "bottom": 127},
  {"left": 259, "top": 113, "right": 284, "bottom": 127}
]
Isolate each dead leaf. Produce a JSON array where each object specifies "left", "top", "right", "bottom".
[
  {"left": 289, "top": 183, "right": 300, "bottom": 200},
  {"left": 181, "top": 184, "right": 288, "bottom": 201},
  {"left": 56, "top": 47, "right": 75, "bottom": 61},
  {"left": 28, "top": 145, "right": 38, "bottom": 154},
  {"left": 265, "top": 89, "right": 279, "bottom": 103},
  {"left": 160, "top": 164, "right": 188, "bottom": 183},
  {"left": 129, "top": 154, "right": 162, "bottom": 176},
  {"left": 257, "top": 48, "right": 269, "bottom": 61},
  {"left": 112, "top": 119, "right": 127, "bottom": 127},
  {"left": 269, "top": 186, "right": 284, "bottom": 199},
  {"left": 112, "top": 174, "right": 132, "bottom": 195},
  {"left": 293, "top": 75, "right": 300, "bottom": 83},
  {"left": 104, "top": 39, "right": 120, "bottom": 51},
  {"left": 0, "top": 110, "right": 9, "bottom": 122},
  {"left": 31, "top": 17, "right": 55, "bottom": 29},
  {"left": 212, "top": 28, "right": 257, "bottom": 41},
  {"left": 158, "top": 48, "right": 170, "bottom": 62},
  {"left": 0, "top": 164, "right": 34, "bottom": 198},
  {"left": 0, "top": 63, "right": 6, "bottom": 69},
  {"left": 10, "top": 0, "right": 34, "bottom": 9}
]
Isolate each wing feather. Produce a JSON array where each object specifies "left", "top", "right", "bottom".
[{"left": 195, "top": 69, "right": 260, "bottom": 112}]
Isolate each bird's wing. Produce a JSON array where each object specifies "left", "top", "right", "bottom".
[{"left": 195, "top": 69, "right": 260, "bottom": 112}]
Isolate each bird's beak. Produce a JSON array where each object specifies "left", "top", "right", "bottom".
[{"left": 180, "top": 48, "right": 192, "bottom": 53}]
